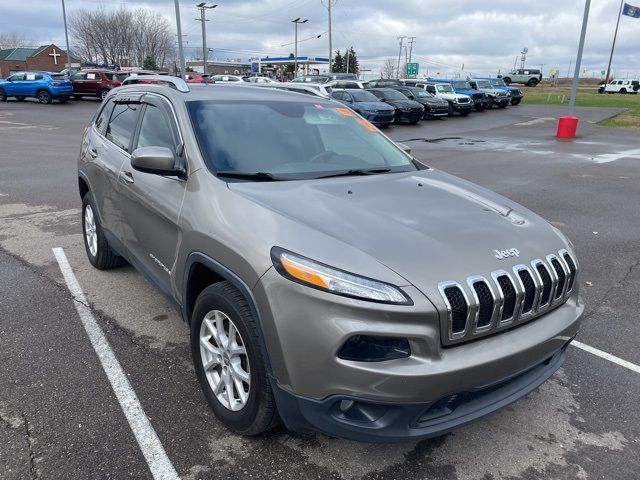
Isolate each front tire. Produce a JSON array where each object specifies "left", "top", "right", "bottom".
[
  {"left": 510, "top": 98, "right": 522, "bottom": 105},
  {"left": 99, "top": 89, "right": 109, "bottom": 100},
  {"left": 620, "top": 88, "right": 627, "bottom": 94},
  {"left": 0, "top": 88, "right": 6, "bottom": 102},
  {"left": 37, "top": 90, "right": 52, "bottom": 104},
  {"left": 460, "top": 110, "right": 470, "bottom": 116},
  {"left": 191, "top": 282, "right": 280, "bottom": 436},
  {"left": 82, "top": 193, "right": 125, "bottom": 270}
]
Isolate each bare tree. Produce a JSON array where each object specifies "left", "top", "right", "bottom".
[
  {"left": 0, "top": 32, "right": 28, "bottom": 49},
  {"left": 381, "top": 58, "right": 396, "bottom": 79},
  {"left": 70, "top": 7, "right": 174, "bottom": 69}
]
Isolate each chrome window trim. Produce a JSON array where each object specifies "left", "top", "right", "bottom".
[
  {"left": 438, "top": 281, "right": 472, "bottom": 341},
  {"left": 466, "top": 275, "right": 496, "bottom": 334},
  {"left": 512, "top": 264, "right": 537, "bottom": 321}
]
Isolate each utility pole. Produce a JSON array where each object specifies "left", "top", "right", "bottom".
[
  {"left": 396, "top": 36, "right": 406, "bottom": 78},
  {"left": 407, "top": 36, "right": 416, "bottom": 63},
  {"left": 292, "top": 18, "right": 308, "bottom": 79},
  {"left": 568, "top": 0, "right": 591, "bottom": 115},
  {"left": 345, "top": 47, "right": 349, "bottom": 74},
  {"left": 175, "top": 0, "right": 186, "bottom": 78},
  {"left": 196, "top": 3, "right": 217, "bottom": 75},
  {"left": 61, "top": 0, "right": 72, "bottom": 72},
  {"left": 605, "top": 0, "right": 624, "bottom": 84},
  {"left": 321, "top": 0, "right": 336, "bottom": 73}
]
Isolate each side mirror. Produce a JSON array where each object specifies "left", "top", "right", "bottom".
[
  {"left": 131, "top": 146, "right": 181, "bottom": 176},
  {"left": 396, "top": 143, "right": 411, "bottom": 155}
]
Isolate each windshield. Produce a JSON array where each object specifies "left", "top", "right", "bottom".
[
  {"left": 373, "top": 89, "right": 406, "bottom": 100},
  {"left": 413, "top": 89, "right": 432, "bottom": 98},
  {"left": 490, "top": 79, "right": 505, "bottom": 87},
  {"left": 436, "top": 84, "right": 454, "bottom": 93},
  {"left": 452, "top": 81, "right": 471, "bottom": 89},
  {"left": 476, "top": 80, "right": 492, "bottom": 89},
  {"left": 350, "top": 91, "right": 380, "bottom": 102},
  {"left": 187, "top": 100, "right": 416, "bottom": 179}
]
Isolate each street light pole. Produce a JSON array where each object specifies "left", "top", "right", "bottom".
[
  {"left": 61, "top": 0, "right": 72, "bottom": 72},
  {"left": 196, "top": 3, "right": 217, "bottom": 76},
  {"left": 291, "top": 18, "right": 308, "bottom": 79},
  {"left": 174, "top": 0, "right": 186, "bottom": 78}
]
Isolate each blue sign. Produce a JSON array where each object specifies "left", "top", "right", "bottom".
[{"left": 251, "top": 61, "right": 260, "bottom": 73}]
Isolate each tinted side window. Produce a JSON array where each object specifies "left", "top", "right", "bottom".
[
  {"left": 136, "top": 104, "right": 176, "bottom": 152},
  {"left": 95, "top": 101, "right": 115, "bottom": 133},
  {"left": 73, "top": 72, "right": 87, "bottom": 80},
  {"left": 106, "top": 103, "right": 140, "bottom": 152}
]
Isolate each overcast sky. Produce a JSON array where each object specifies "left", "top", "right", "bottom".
[{"left": 1, "top": 0, "right": 639, "bottom": 78}]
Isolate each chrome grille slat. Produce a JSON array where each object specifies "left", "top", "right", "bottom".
[{"left": 439, "top": 250, "right": 578, "bottom": 343}]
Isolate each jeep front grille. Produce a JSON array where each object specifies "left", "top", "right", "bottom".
[{"left": 438, "top": 249, "right": 578, "bottom": 344}]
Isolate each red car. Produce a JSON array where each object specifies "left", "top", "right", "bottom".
[
  {"left": 71, "top": 70, "right": 123, "bottom": 100},
  {"left": 185, "top": 73, "right": 212, "bottom": 84}
]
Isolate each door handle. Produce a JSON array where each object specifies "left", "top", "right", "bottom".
[
  {"left": 120, "top": 171, "right": 135, "bottom": 184},
  {"left": 88, "top": 148, "right": 98, "bottom": 159}
]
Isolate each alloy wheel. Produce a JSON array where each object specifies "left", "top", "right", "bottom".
[
  {"left": 84, "top": 204, "right": 98, "bottom": 257},
  {"left": 199, "top": 310, "right": 251, "bottom": 411}
]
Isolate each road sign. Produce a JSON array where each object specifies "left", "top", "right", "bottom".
[{"left": 406, "top": 62, "right": 418, "bottom": 76}]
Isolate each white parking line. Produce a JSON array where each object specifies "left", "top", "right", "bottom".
[
  {"left": 52, "top": 248, "right": 179, "bottom": 480},
  {"left": 571, "top": 340, "right": 640, "bottom": 374}
]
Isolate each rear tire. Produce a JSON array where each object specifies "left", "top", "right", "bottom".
[
  {"left": 191, "top": 282, "right": 280, "bottom": 436},
  {"left": 503, "top": 77, "right": 511, "bottom": 85},
  {"left": 527, "top": 78, "right": 539, "bottom": 87},
  {"left": 82, "top": 193, "right": 126, "bottom": 270},
  {"left": 0, "top": 88, "right": 6, "bottom": 102},
  {"left": 37, "top": 90, "right": 52, "bottom": 104}
]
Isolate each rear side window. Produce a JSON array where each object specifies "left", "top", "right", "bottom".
[
  {"left": 50, "top": 74, "right": 66, "bottom": 80},
  {"left": 136, "top": 104, "right": 176, "bottom": 152},
  {"left": 106, "top": 103, "right": 140, "bottom": 152}
]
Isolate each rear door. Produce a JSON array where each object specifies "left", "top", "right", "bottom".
[
  {"left": 95, "top": 96, "right": 143, "bottom": 239},
  {"left": 83, "top": 72, "right": 102, "bottom": 94},
  {"left": 23, "top": 72, "right": 41, "bottom": 96},
  {"left": 114, "top": 95, "right": 187, "bottom": 293}
]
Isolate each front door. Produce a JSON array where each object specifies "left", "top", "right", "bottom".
[{"left": 114, "top": 95, "right": 186, "bottom": 294}]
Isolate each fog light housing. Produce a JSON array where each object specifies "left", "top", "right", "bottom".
[{"left": 337, "top": 335, "right": 410, "bottom": 362}]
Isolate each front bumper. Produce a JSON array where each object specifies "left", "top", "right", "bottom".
[
  {"left": 273, "top": 343, "right": 569, "bottom": 442},
  {"left": 395, "top": 109, "right": 424, "bottom": 123},
  {"left": 253, "top": 267, "right": 584, "bottom": 441},
  {"left": 452, "top": 102, "right": 473, "bottom": 113},
  {"left": 361, "top": 111, "right": 395, "bottom": 126},
  {"left": 424, "top": 105, "right": 450, "bottom": 117}
]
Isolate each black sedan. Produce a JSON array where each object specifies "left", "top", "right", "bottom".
[
  {"left": 367, "top": 88, "right": 424, "bottom": 124},
  {"left": 389, "top": 86, "right": 450, "bottom": 119}
]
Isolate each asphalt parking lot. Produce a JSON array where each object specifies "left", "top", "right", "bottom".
[{"left": 1, "top": 97, "right": 639, "bottom": 480}]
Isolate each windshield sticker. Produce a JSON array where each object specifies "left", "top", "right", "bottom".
[
  {"left": 357, "top": 118, "right": 378, "bottom": 132},
  {"left": 336, "top": 107, "right": 355, "bottom": 117}
]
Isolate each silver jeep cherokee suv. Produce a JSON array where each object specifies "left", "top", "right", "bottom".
[{"left": 77, "top": 77, "right": 583, "bottom": 442}]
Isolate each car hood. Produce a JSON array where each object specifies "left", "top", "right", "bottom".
[
  {"left": 229, "top": 169, "right": 570, "bottom": 302},
  {"left": 354, "top": 101, "right": 394, "bottom": 111},
  {"left": 384, "top": 99, "right": 422, "bottom": 109}
]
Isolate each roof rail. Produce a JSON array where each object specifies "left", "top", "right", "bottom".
[{"left": 121, "top": 75, "right": 189, "bottom": 93}]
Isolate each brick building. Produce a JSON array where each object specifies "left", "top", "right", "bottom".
[{"left": 0, "top": 44, "right": 80, "bottom": 77}]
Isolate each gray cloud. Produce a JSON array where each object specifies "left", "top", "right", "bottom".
[{"left": 1, "top": 0, "right": 639, "bottom": 78}]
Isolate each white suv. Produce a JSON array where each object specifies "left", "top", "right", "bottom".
[
  {"left": 598, "top": 79, "right": 639, "bottom": 94},
  {"left": 502, "top": 69, "right": 542, "bottom": 87}
]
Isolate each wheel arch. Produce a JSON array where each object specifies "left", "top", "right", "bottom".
[
  {"left": 78, "top": 175, "right": 90, "bottom": 200},
  {"left": 183, "top": 252, "right": 274, "bottom": 374}
]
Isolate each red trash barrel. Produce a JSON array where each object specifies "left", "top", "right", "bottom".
[{"left": 556, "top": 116, "right": 579, "bottom": 139}]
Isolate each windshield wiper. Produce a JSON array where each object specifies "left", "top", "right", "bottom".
[
  {"left": 313, "top": 168, "right": 394, "bottom": 179},
  {"left": 215, "top": 171, "right": 286, "bottom": 181}
]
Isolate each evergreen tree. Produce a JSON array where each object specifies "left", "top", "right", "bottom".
[
  {"left": 143, "top": 55, "right": 158, "bottom": 70},
  {"left": 345, "top": 47, "right": 359, "bottom": 74},
  {"left": 332, "top": 50, "right": 344, "bottom": 73}
]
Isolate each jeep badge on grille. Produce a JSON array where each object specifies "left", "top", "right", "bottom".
[{"left": 494, "top": 248, "right": 520, "bottom": 259}]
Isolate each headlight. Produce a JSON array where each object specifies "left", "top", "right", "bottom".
[{"left": 271, "top": 248, "right": 412, "bottom": 305}]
